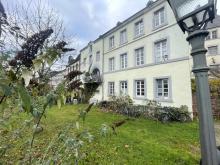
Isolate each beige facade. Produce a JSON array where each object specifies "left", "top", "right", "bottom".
[
  {"left": 79, "top": 0, "right": 220, "bottom": 113},
  {"left": 205, "top": 28, "right": 220, "bottom": 65},
  {"left": 49, "top": 70, "right": 66, "bottom": 88}
]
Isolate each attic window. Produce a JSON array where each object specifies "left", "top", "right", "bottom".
[{"left": 146, "top": 0, "right": 154, "bottom": 7}]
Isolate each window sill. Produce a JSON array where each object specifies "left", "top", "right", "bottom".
[
  {"left": 120, "top": 67, "right": 128, "bottom": 70},
  {"left": 154, "top": 60, "right": 169, "bottom": 64},
  {"left": 133, "top": 96, "right": 147, "bottom": 100},
  {"left": 135, "top": 64, "right": 145, "bottom": 67},
  {"left": 133, "top": 33, "right": 144, "bottom": 40},
  {"left": 109, "top": 46, "right": 115, "bottom": 51},
  {"left": 152, "top": 22, "right": 168, "bottom": 31},
  {"left": 108, "top": 94, "right": 115, "bottom": 97},
  {"left": 206, "top": 38, "right": 219, "bottom": 41},
  {"left": 207, "top": 54, "right": 220, "bottom": 56},
  {"left": 119, "top": 41, "right": 128, "bottom": 46},
  {"left": 155, "top": 98, "right": 173, "bottom": 103}
]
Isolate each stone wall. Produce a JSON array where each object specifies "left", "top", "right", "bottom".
[{"left": 193, "top": 94, "right": 220, "bottom": 118}]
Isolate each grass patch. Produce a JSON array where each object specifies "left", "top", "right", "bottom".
[{"left": 0, "top": 104, "right": 200, "bottom": 164}]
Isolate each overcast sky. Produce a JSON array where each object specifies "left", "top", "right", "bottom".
[
  {"left": 4, "top": 0, "right": 220, "bottom": 52},
  {"left": 47, "top": 0, "right": 150, "bottom": 51},
  {"left": 44, "top": 0, "right": 220, "bottom": 51}
]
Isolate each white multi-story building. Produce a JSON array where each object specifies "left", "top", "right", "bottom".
[
  {"left": 49, "top": 70, "right": 66, "bottom": 88},
  {"left": 79, "top": 0, "right": 220, "bottom": 113},
  {"left": 66, "top": 55, "right": 80, "bottom": 75},
  {"left": 49, "top": 55, "right": 81, "bottom": 89}
]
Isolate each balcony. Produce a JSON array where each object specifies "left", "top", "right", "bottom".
[{"left": 83, "top": 68, "right": 102, "bottom": 84}]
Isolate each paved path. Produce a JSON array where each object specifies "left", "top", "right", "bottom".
[{"left": 215, "top": 123, "right": 220, "bottom": 146}]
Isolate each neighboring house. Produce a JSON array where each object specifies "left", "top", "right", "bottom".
[
  {"left": 50, "top": 55, "right": 81, "bottom": 89},
  {"left": 66, "top": 55, "right": 81, "bottom": 78},
  {"left": 80, "top": 41, "right": 104, "bottom": 101},
  {"left": 79, "top": 0, "right": 220, "bottom": 113},
  {"left": 205, "top": 16, "right": 220, "bottom": 69},
  {"left": 49, "top": 70, "right": 66, "bottom": 88}
]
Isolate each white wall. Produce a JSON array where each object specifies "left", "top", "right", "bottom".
[{"left": 78, "top": 0, "right": 220, "bottom": 112}]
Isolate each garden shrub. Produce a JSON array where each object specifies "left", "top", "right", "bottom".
[
  {"left": 103, "top": 95, "right": 133, "bottom": 113},
  {"left": 153, "top": 105, "right": 191, "bottom": 123},
  {"left": 82, "top": 82, "right": 100, "bottom": 103},
  {"left": 99, "top": 97, "right": 191, "bottom": 123}
]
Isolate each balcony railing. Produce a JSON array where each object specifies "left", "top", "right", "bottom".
[{"left": 84, "top": 74, "right": 102, "bottom": 84}]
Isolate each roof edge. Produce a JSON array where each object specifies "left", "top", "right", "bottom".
[{"left": 80, "top": 0, "right": 165, "bottom": 52}]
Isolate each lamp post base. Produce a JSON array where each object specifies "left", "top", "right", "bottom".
[{"left": 187, "top": 30, "right": 218, "bottom": 165}]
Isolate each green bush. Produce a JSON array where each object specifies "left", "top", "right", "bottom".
[
  {"left": 108, "top": 95, "right": 133, "bottom": 112},
  {"left": 192, "top": 78, "right": 220, "bottom": 97},
  {"left": 153, "top": 105, "right": 191, "bottom": 123},
  {"left": 99, "top": 97, "right": 191, "bottom": 123}
]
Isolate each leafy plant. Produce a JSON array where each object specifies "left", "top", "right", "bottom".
[
  {"left": 9, "top": 29, "right": 53, "bottom": 68},
  {"left": 102, "top": 95, "right": 133, "bottom": 113},
  {"left": 82, "top": 82, "right": 100, "bottom": 103},
  {"left": 192, "top": 78, "right": 220, "bottom": 97},
  {"left": 99, "top": 97, "right": 191, "bottom": 123}
]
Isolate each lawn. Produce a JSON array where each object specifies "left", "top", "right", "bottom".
[{"left": 0, "top": 104, "right": 200, "bottom": 164}]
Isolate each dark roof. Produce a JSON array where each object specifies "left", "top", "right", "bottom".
[
  {"left": 67, "top": 54, "right": 80, "bottom": 66},
  {"left": 207, "top": 15, "right": 220, "bottom": 29},
  {"left": 49, "top": 69, "right": 65, "bottom": 78}
]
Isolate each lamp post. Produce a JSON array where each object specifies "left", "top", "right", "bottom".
[{"left": 167, "top": 0, "right": 219, "bottom": 164}]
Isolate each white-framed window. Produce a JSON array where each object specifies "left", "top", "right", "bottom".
[
  {"left": 155, "top": 78, "right": 170, "bottom": 99},
  {"left": 153, "top": 7, "right": 165, "bottom": 28},
  {"left": 83, "top": 58, "right": 86, "bottom": 66},
  {"left": 135, "top": 47, "right": 144, "bottom": 66},
  {"left": 108, "top": 82, "right": 115, "bottom": 96},
  {"left": 212, "top": 30, "right": 218, "bottom": 39},
  {"left": 207, "top": 30, "right": 218, "bottom": 40},
  {"left": 120, "top": 81, "right": 128, "bottom": 95},
  {"left": 96, "top": 51, "right": 100, "bottom": 62},
  {"left": 120, "top": 53, "right": 128, "bottom": 69},
  {"left": 120, "top": 29, "right": 127, "bottom": 44},
  {"left": 109, "top": 36, "right": 115, "bottom": 49},
  {"left": 109, "top": 57, "right": 115, "bottom": 71},
  {"left": 135, "top": 80, "right": 145, "bottom": 97},
  {"left": 134, "top": 19, "right": 144, "bottom": 37},
  {"left": 154, "top": 39, "right": 168, "bottom": 63},
  {"left": 208, "top": 46, "right": 218, "bottom": 55},
  {"left": 89, "top": 55, "right": 93, "bottom": 64}
]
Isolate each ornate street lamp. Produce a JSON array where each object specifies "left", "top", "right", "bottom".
[
  {"left": 168, "top": 0, "right": 216, "bottom": 33},
  {"left": 167, "top": 0, "right": 219, "bottom": 165}
]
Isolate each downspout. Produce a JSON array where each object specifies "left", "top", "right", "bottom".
[{"left": 101, "top": 37, "right": 104, "bottom": 101}]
